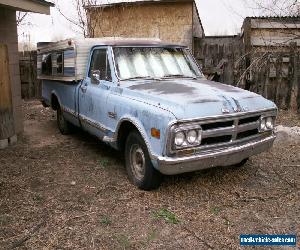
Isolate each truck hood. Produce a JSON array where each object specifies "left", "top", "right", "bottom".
[{"left": 120, "top": 79, "right": 276, "bottom": 120}]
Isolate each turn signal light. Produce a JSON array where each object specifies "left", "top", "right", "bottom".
[{"left": 151, "top": 128, "right": 160, "bottom": 139}]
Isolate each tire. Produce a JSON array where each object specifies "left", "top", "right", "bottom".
[
  {"left": 125, "top": 130, "right": 163, "bottom": 190},
  {"left": 57, "top": 106, "right": 73, "bottom": 135},
  {"left": 233, "top": 158, "right": 249, "bottom": 168}
]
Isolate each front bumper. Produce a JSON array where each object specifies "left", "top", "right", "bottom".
[{"left": 156, "top": 135, "right": 276, "bottom": 175}]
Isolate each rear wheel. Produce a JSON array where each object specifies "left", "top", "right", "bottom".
[
  {"left": 57, "top": 106, "right": 73, "bottom": 135},
  {"left": 125, "top": 131, "right": 162, "bottom": 190}
]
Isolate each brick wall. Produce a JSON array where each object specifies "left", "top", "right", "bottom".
[
  {"left": 88, "top": 2, "right": 194, "bottom": 50},
  {"left": 0, "top": 7, "right": 23, "bottom": 135}
]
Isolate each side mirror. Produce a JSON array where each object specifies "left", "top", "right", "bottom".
[{"left": 91, "top": 70, "right": 101, "bottom": 83}]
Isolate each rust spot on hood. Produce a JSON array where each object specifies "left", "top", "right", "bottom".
[
  {"left": 197, "top": 80, "right": 244, "bottom": 93},
  {"left": 191, "top": 98, "right": 220, "bottom": 104},
  {"left": 128, "top": 82, "right": 196, "bottom": 95}
]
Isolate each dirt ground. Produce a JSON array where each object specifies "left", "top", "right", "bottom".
[{"left": 0, "top": 100, "right": 299, "bottom": 249}]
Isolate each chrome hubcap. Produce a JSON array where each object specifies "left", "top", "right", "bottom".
[{"left": 129, "top": 144, "right": 146, "bottom": 181}]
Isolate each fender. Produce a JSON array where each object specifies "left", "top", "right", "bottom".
[{"left": 110, "top": 115, "right": 157, "bottom": 160}]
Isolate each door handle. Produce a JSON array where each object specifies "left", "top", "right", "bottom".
[{"left": 80, "top": 82, "right": 87, "bottom": 93}]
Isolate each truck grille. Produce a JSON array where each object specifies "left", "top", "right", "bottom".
[
  {"left": 202, "top": 135, "right": 232, "bottom": 145},
  {"left": 238, "top": 115, "right": 260, "bottom": 125},
  {"left": 201, "top": 121, "right": 234, "bottom": 130},
  {"left": 237, "top": 129, "right": 259, "bottom": 140},
  {"left": 200, "top": 114, "right": 261, "bottom": 146}
]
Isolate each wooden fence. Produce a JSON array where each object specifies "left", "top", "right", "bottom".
[
  {"left": 194, "top": 36, "right": 243, "bottom": 85},
  {"left": 194, "top": 37, "right": 300, "bottom": 112},
  {"left": 245, "top": 49, "right": 300, "bottom": 111},
  {"left": 19, "top": 50, "right": 41, "bottom": 99}
]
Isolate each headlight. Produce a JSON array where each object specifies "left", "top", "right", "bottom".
[
  {"left": 260, "top": 116, "right": 275, "bottom": 132},
  {"left": 187, "top": 130, "right": 197, "bottom": 144},
  {"left": 172, "top": 125, "right": 202, "bottom": 150},
  {"left": 266, "top": 117, "right": 274, "bottom": 129},
  {"left": 174, "top": 131, "right": 185, "bottom": 146},
  {"left": 260, "top": 118, "right": 266, "bottom": 131}
]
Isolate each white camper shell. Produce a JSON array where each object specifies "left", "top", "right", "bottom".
[
  {"left": 37, "top": 38, "right": 114, "bottom": 81},
  {"left": 37, "top": 37, "right": 163, "bottom": 82}
]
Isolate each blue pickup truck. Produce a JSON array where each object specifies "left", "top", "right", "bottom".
[{"left": 38, "top": 38, "right": 277, "bottom": 190}]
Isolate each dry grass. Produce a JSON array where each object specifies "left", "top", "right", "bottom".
[
  {"left": 0, "top": 100, "right": 299, "bottom": 249},
  {"left": 276, "top": 109, "right": 300, "bottom": 127}
]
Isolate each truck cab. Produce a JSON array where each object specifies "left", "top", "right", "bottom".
[{"left": 38, "top": 38, "right": 277, "bottom": 190}]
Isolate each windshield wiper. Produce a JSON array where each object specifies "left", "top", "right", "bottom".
[
  {"left": 121, "top": 76, "right": 161, "bottom": 81},
  {"left": 162, "top": 74, "right": 197, "bottom": 79}
]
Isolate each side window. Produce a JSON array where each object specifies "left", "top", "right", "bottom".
[
  {"left": 57, "top": 52, "right": 63, "bottom": 75},
  {"left": 89, "top": 49, "right": 112, "bottom": 81},
  {"left": 42, "top": 53, "right": 52, "bottom": 75}
]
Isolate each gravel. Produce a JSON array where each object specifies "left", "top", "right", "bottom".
[
  {"left": 275, "top": 125, "right": 300, "bottom": 142},
  {"left": 0, "top": 100, "right": 299, "bottom": 249}
]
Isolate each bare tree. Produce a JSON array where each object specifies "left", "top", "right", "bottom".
[
  {"left": 56, "top": 0, "right": 104, "bottom": 38},
  {"left": 16, "top": 12, "right": 29, "bottom": 26},
  {"left": 17, "top": 11, "right": 36, "bottom": 51},
  {"left": 245, "top": 0, "right": 299, "bottom": 17},
  {"left": 202, "top": 0, "right": 300, "bottom": 109}
]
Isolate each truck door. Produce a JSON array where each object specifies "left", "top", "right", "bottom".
[{"left": 78, "top": 47, "right": 113, "bottom": 138}]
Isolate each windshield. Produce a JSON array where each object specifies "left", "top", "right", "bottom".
[{"left": 113, "top": 47, "right": 204, "bottom": 80}]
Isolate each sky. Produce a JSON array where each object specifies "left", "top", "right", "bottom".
[{"left": 17, "top": 0, "right": 266, "bottom": 48}]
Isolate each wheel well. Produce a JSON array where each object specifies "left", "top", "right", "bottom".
[
  {"left": 117, "top": 121, "right": 139, "bottom": 151},
  {"left": 51, "top": 94, "right": 59, "bottom": 111}
]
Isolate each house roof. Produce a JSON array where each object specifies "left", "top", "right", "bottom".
[
  {"left": 0, "top": 0, "right": 54, "bottom": 14},
  {"left": 243, "top": 15, "right": 300, "bottom": 30},
  {"left": 30, "top": 0, "right": 54, "bottom": 7},
  {"left": 84, "top": 0, "right": 194, "bottom": 8}
]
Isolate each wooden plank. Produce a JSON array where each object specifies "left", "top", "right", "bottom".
[{"left": 0, "top": 44, "right": 15, "bottom": 140}]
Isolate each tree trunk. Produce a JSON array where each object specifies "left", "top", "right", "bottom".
[{"left": 0, "top": 43, "right": 15, "bottom": 140}]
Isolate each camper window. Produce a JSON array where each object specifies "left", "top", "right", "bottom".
[
  {"left": 57, "top": 52, "right": 63, "bottom": 75},
  {"left": 42, "top": 53, "right": 52, "bottom": 75}
]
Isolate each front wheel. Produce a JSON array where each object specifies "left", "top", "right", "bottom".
[{"left": 125, "top": 131, "right": 163, "bottom": 190}]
